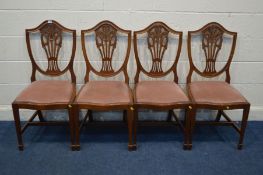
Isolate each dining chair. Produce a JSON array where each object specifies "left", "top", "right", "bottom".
[
  {"left": 72, "top": 20, "right": 136, "bottom": 151},
  {"left": 187, "top": 22, "right": 250, "bottom": 149},
  {"left": 133, "top": 22, "right": 193, "bottom": 150},
  {"left": 12, "top": 20, "right": 76, "bottom": 150}
]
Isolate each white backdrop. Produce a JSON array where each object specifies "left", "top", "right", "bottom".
[{"left": 0, "top": 0, "right": 263, "bottom": 120}]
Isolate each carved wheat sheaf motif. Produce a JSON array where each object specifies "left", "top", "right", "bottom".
[
  {"left": 202, "top": 25, "right": 224, "bottom": 74},
  {"left": 40, "top": 24, "right": 62, "bottom": 74},
  {"left": 95, "top": 24, "right": 117, "bottom": 74},
  {"left": 147, "top": 25, "right": 169, "bottom": 74}
]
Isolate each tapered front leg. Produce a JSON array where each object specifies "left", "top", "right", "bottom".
[
  {"left": 187, "top": 106, "right": 196, "bottom": 150},
  {"left": 133, "top": 109, "right": 138, "bottom": 146},
  {"left": 72, "top": 105, "right": 80, "bottom": 151},
  {"left": 238, "top": 106, "right": 250, "bottom": 150},
  {"left": 12, "top": 104, "right": 24, "bottom": 151},
  {"left": 184, "top": 108, "right": 191, "bottom": 150},
  {"left": 68, "top": 105, "right": 75, "bottom": 151},
  {"left": 127, "top": 107, "right": 137, "bottom": 151}
]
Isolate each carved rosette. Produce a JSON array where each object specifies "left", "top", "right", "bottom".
[
  {"left": 202, "top": 25, "right": 224, "bottom": 74},
  {"left": 147, "top": 25, "right": 169, "bottom": 74},
  {"left": 95, "top": 24, "right": 117, "bottom": 74},
  {"left": 40, "top": 24, "right": 62, "bottom": 74}
]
